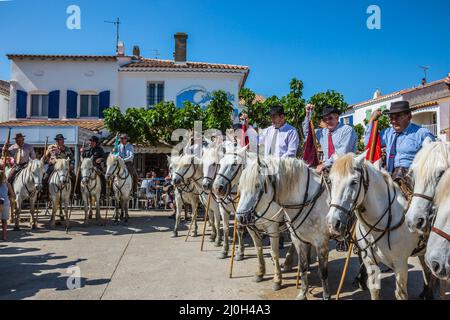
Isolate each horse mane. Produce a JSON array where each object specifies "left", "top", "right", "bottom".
[
  {"left": 107, "top": 153, "right": 125, "bottom": 167},
  {"left": 54, "top": 158, "right": 68, "bottom": 171},
  {"left": 330, "top": 153, "right": 356, "bottom": 177},
  {"left": 239, "top": 156, "right": 279, "bottom": 193},
  {"left": 435, "top": 169, "right": 450, "bottom": 207},
  {"left": 410, "top": 140, "right": 450, "bottom": 186},
  {"left": 169, "top": 154, "right": 195, "bottom": 167},
  {"left": 277, "top": 157, "right": 311, "bottom": 194},
  {"left": 26, "top": 159, "right": 43, "bottom": 172},
  {"left": 202, "top": 145, "right": 221, "bottom": 163},
  {"left": 81, "top": 157, "right": 94, "bottom": 169}
]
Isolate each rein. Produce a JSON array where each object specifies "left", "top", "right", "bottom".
[{"left": 431, "top": 226, "right": 450, "bottom": 241}]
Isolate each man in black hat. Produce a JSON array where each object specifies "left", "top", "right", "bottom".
[
  {"left": 366, "top": 100, "right": 435, "bottom": 185},
  {"left": 80, "top": 136, "right": 106, "bottom": 197},
  {"left": 262, "top": 105, "right": 299, "bottom": 158},
  {"left": 7, "top": 133, "right": 36, "bottom": 185},
  {"left": 303, "top": 104, "right": 358, "bottom": 173}
]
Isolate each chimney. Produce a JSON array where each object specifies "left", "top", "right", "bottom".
[
  {"left": 117, "top": 41, "right": 125, "bottom": 56},
  {"left": 132, "top": 45, "right": 141, "bottom": 59},
  {"left": 174, "top": 33, "right": 188, "bottom": 64},
  {"left": 373, "top": 89, "right": 382, "bottom": 99},
  {"left": 421, "top": 77, "right": 427, "bottom": 86}
]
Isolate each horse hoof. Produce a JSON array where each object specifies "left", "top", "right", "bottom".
[
  {"left": 172, "top": 232, "right": 178, "bottom": 238},
  {"left": 254, "top": 275, "right": 264, "bottom": 283},
  {"left": 214, "top": 242, "right": 222, "bottom": 248},
  {"left": 282, "top": 265, "right": 293, "bottom": 273},
  {"left": 272, "top": 283, "right": 282, "bottom": 291},
  {"left": 192, "top": 232, "right": 198, "bottom": 237},
  {"left": 234, "top": 253, "right": 244, "bottom": 261},
  {"left": 322, "top": 294, "right": 331, "bottom": 301},
  {"left": 296, "top": 294, "right": 307, "bottom": 301},
  {"left": 209, "top": 237, "right": 215, "bottom": 243},
  {"left": 13, "top": 226, "right": 20, "bottom": 232},
  {"left": 60, "top": 216, "right": 65, "bottom": 221},
  {"left": 217, "top": 252, "right": 228, "bottom": 259},
  {"left": 31, "top": 224, "right": 37, "bottom": 230}
]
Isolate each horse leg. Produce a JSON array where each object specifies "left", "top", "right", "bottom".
[
  {"left": 418, "top": 254, "right": 439, "bottom": 300},
  {"left": 13, "top": 196, "right": 21, "bottom": 231},
  {"left": 283, "top": 244, "right": 296, "bottom": 272},
  {"left": 208, "top": 208, "right": 217, "bottom": 242},
  {"left": 268, "top": 225, "right": 282, "bottom": 291},
  {"left": 392, "top": 260, "right": 408, "bottom": 300},
  {"left": 64, "top": 196, "right": 70, "bottom": 230},
  {"left": 95, "top": 196, "right": 102, "bottom": 225},
  {"left": 50, "top": 199, "right": 57, "bottom": 229},
  {"left": 295, "top": 241, "right": 311, "bottom": 300},
  {"left": 247, "top": 229, "right": 265, "bottom": 282},
  {"left": 218, "top": 209, "right": 229, "bottom": 259},
  {"left": 316, "top": 242, "right": 330, "bottom": 300},
  {"left": 29, "top": 196, "right": 37, "bottom": 230},
  {"left": 365, "top": 260, "right": 381, "bottom": 300},
  {"left": 124, "top": 199, "right": 129, "bottom": 224},
  {"left": 114, "top": 198, "right": 120, "bottom": 224},
  {"left": 88, "top": 196, "right": 93, "bottom": 220},
  {"left": 213, "top": 209, "right": 221, "bottom": 246},
  {"left": 172, "top": 198, "right": 182, "bottom": 238},
  {"left": 82, "top": 192, "right": 89, "bottom": 227},
  {"left": 236, "top": 225, "right": 245, "bottom": 261},
  {"left": 191, "top": 203, "right": 198, "bottom": 237}
]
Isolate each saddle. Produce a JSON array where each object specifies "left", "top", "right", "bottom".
[{"left": 391, "top": 167, "right": 413, "bottom": 202}]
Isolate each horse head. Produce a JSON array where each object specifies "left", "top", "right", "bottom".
[
  {"left": 170, "top": 154, "right": 200, "bottom": 187},
  {"left": 30, "top": 159, "right": 45, "bottom": 191},
  {"left": 326, "top": 153, "right": 367, "bottom": 239},
  {"left": 81, "top": 157, "right": 95, "bottom": 185},
  {"left": 213, "top": 146, "right": 249, "bottom": 198},
  {"left": 407, "top": 139, "right": 450, "bottom": 234},
  {"left": 235, "top": 158, "right": 276, "bottom": 226},
  {"left": 425, "top": 169, "right": 450, "bottom": 281},
  {"left": 201, "top": 144, "right": 223, "bottom": 191},
  {"left": 105, "top": 154, "right": 121, "bottom": 181},
  {"left": 54, "top": 158, "right": 70, "bottom": 186}
]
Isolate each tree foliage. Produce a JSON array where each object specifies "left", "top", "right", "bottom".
[
  {"left": 307, "top": 90, "right": 348, "bottom": 126},
  {"left": 204, "top": 90, "right": 234, "bottom": 132}
]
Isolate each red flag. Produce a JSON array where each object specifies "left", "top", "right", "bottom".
[
  {"left": 241, "top": 124, "right": 249, "bottom": 147},
  {"left": 303, "top": 121, "right": 319, "bottom": 167},
  {"left": 366, "top": 121, "right": 382, "bottom": 166}
]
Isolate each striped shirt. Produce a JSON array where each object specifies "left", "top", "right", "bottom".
[
  {"left": 261, "top": 123, "right": 299, "bottom": 158},
  {"left": 117, "top": 143, "right": 134, "bottom": 163}
]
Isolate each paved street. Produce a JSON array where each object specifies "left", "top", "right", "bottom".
[{"left": 0, "top": 209, "right": 448, "bottom": 300}]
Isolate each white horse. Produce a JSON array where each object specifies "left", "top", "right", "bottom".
[
  {"left": 7, "top": 159, "right": 45, "bottom": 230},
  {"left": 236, "top": 156, "right": 332, "bottom": 298},
  {"left": 202, "top": 143, "right": 246, "bottom": 260},
  {"left": 105, "top": 154, "right": 132, "bottom": 224},
  {"left": 170, "top": 154, "right": 222, "bottom": 242},
  {"left": 426, "top": 169, "right": 450, "bottom": 281},
  {"left": 327, "top": 154, "right": 439, "bottom": 300},
  {"left": 169, "top": 155, "right": 201, "bottom": 238},
  {"left": 49, "top": 158, "right": 72, "bottom": 229},
  {"left": 407, "top": 139, "right": 450, "bottom": 233},
  {"left": 80, "top": 157, "right": 102, "bottom": 226}
]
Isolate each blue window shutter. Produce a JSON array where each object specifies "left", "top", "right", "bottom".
[
  {"left": 349, "top": 115, "right": 353, "bottom": 126},
  {"left": 16, "top": 90, "right": 27, "bottom": 118},
  {"left": 66, "top": 90, "right": 78, "bottom": 118},
  {"left": 99, "top": 90, "right": 110, "bottom": 118},
  {"left": 340, "top": 118, "right": 344, "bottom": 125},
  {"left": 48, "top": 90, "right": 60, "bottom": 119}
]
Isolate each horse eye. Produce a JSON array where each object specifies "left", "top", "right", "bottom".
[{"left": 351, "top": 180, "right": 358, "bottom": 186}]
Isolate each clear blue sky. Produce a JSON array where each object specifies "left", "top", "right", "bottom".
[{"left": 0, "top": 0, "right": 449, "bottom": 104}]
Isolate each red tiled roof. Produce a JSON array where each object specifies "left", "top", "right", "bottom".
[
  {"left": 120, "top": 58, "right": 249, "bottom": 72},
  {"left": 0, "top": 119, "right": 105, "bottom": 132},
  {"left": 7, "top": 54, "right": 117, "bottom": 61}
]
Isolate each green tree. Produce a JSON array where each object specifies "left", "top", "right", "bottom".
[
  {"left": 281, "top": 78, "right": 306, "bottom": 136},
  {"left": 204, "top": 90, "right": 234, "bottom": 133},
  {"left": 239, "top": 88, "right": 270, "bottom": 129},
  {"left": 307, "top": 90, "right": 348, "bottom": 126}
]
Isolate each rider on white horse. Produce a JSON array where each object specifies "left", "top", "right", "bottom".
[
  {"left": 6, "top": 133, "right": 36, "bottom": 189},
  {"left": 113, "top": 133, "right": 138, "bottom": 196},
  {"left": 365, "top": 101, "right": 435, "bottom": 191},
  {"left": 80, "top": 135, "right": 106, "bottom": 199}
]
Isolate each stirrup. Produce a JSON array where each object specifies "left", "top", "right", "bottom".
[{"left": 335, "top": 240, "right": 349, "bottom": 252}]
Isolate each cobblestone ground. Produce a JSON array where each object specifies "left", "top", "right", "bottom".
[{"left": 0, "top": 209, "right": 448, "bottom": 300}]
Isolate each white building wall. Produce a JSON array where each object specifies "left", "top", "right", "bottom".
[
  {"left": 9, "top": 59, "right": 120, "bottom": 120},
  {"left": 118, "top": 71, "right": 242, "bottom": 110},
  {"left": 0, "top": 93, "right": 9, "bottom": 122},
  {"left": 352, "top": 96, "right": 403, "bottom": 126}
]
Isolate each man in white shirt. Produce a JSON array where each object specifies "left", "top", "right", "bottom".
[{"left": 262, "top": 105, "right": 299, "bottom": 158}]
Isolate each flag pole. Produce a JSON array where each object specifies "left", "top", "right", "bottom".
[{"left": 335, "top": 120, "right": 378, "bottom": 300}]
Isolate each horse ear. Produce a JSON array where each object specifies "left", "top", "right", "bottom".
[{"left": 355, "top": 151, "right": 366, "bottom": 166}]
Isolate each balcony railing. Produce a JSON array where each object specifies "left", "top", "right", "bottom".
[{"left": 422, "top": 124, "right": 437, "bottom": 136}]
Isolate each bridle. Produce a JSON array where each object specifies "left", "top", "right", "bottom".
[
  {"left": 81, "top": 164, "right": 99, "bottom": 195},
  {"left": 107, "top": 158, "right": 130, "bottom": 197},
  {"left": 215, "top": 152, "right": 245, "bottom": 199}
]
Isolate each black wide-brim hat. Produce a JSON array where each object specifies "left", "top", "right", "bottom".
[
  {"left": 268, "top": 105, "right": 285, "bottom": 116},
  {"left": 89, "top": 135, "right": 99, "bottom": 143},
  {"left": 383, "top": 101, "right": 411, "bottom": 115},
  {"left": 321, "top": 104, "right": 342, "bottom": 118},
  {"left": 54, "top": 134, "right": 66, "bottom": 141},
  {"left": 14, "top": 133, "right": 25, "bottom": 139}
]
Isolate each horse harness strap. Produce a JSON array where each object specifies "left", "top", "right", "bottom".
[{"left": 432, "top": 226, "right": 450, "bottom": 242}]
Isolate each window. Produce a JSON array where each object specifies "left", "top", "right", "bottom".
[
  {"left": 147, "top": 82, "right": 164, "bottom": 108},
  {"left": 365, "top": 109, "right": 372, "bottom": 121},
  {"left": 31, "top": 94, "right": 49, "bottom": 117},
  {"left": 80, "top": 94, "right": 99, "bottom": 117}
]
